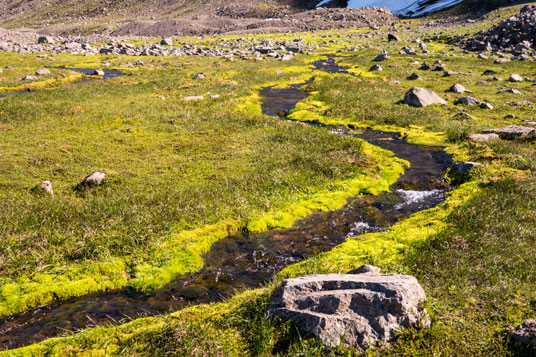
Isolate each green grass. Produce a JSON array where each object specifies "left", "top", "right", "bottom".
[
  {"left": 2, "top": 2, "right": 536, "bottom": 355},
  {"left": 0, "top": 51, "right": 407, "bottom": 316}
]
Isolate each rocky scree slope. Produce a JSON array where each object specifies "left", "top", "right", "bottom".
[{"left": 463, "top": 4, "right": 536, "bottom": 56}]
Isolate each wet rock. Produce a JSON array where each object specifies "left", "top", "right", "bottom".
[
  {"left": 468, "top": 133, "right": 500, "bottom": 142},
  {"left": 35, "top": 69, "right": 51, "bottom": 76},
  {"left": 404, "top": 87, "right": 447, "bottom": 107},
  {"left": 510, "top": 319, "right": 536, "bottom": 347},
  {"left": 482, "top": 125, "right": 536, "bottom": 140},
  {"left": 92, "top": 69, "right": 105, "bottom": 76},
  {"left": 509, "top": 74, "right": 524, "bottom": 82},
  {"left": 388, "top": 33, "right": 400, "bottom": 42},
  {"left": 449, "top": 83, "right": 467, "bottom": 94},
  {"left": 455, "top": 96, "right": 481, "bottom": 106},
  {"left": 369, "top": 64, "right": 382, "bottom": 72},
  {"left": 452, "top": 161, "right": 483, "bottom": 176},
  {"left": 267, "top": 270, "right": 429, "bottom": 349}
]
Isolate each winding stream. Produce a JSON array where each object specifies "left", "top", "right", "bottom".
[{"left": 0, "top": 57, "right": 454, "bottom": 350}]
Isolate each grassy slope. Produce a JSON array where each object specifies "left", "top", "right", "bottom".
[
  {"left": 2, "top": 2, "right": 536, "bottom": 355},
  {"left": 0, "top": 50, "right": 407, "bottom": 316}
]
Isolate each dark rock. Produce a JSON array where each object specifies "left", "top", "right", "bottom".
[
  {"left": 455, "top": 96, "right": 481, "bottom": 106},
  {"left": 510, "top": 319, "right": 536, "bottom": 347}
]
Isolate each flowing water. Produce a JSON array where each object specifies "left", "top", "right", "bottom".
[{"left": 0, "top": 58, "right": 454, "bottom": 350}]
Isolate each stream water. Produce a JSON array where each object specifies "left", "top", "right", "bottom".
[
  {"left": 0, "top": 68, "right": 121, "bottom": 99},
  {"left": 0, "top": 58, "right": 454, "bottom": 350}
]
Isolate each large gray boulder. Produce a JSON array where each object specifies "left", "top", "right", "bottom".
[
  {"left": 511, "top": 319, "right": 536, "bottom": 347},
  {"left": 404, "top": 87, "right": 447, "bottom": 107},
  {"left": 268, "top": 267, "right": 429, "bottom": 349}
]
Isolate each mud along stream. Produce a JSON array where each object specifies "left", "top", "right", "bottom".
[{"left": 0, "top": 59, "right": 454, "bottom": 349}]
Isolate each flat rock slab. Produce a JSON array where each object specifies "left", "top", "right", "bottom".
[
  {"left": 469, "top": 133, "right": 500, "bottom": 142},
  {"left": 268, "top": 271, "right": 429, "bottom": 349},
  {"left": 482, "top": 125, "right": 536, "bottom": 140},
  {"left": 511, "top": 319, "right": 536, "bottom": 347}
]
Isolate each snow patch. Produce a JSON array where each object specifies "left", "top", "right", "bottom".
[{"left": 318, "top": 0, "right": 464, "bottom": 17}]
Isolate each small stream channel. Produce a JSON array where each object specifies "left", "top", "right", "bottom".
[
  {"left": 0, "top": 57, "right": 454, "bottom": 350},
  {"left": 0, "top": 68, "right": 121, "bottom": 99}
]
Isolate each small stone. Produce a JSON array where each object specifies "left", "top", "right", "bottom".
[
  {"left": 35, "top": 69, "right": 51, "bottom": 76},
  {"left": 475, "top": 80, "right": 488, "bottom": 86},
  {"left": 500, "top": 88, "right": 521, "bottom": 94},
  {"left": 22, "top": 75, "right": 37, "bottom": 81},
  {"left": 373, "top": 53, "right": 389, "bottom": 62},
  {"left": 468, "top": 133, "right": 500, "bottom": 142},
  {"left": 454, "top": 112, "right": 477, "bottom": 120},
  {"left": 408, "top": 73, "right": 421, "bottom": 80},
  {"left": 281, "top": 54, "right": 294, "bottom": 61},
  {"left": 494, "top": 58, "right": 511, "bottom": 64},
  {"left": 81, "top": 172, "right": 106, "bottom": 187},
  {"left": 92, "top": 69, "right": 105, "bottom": 76},
  {"left": 37, "top": 180, "right": 54, "bottom": 197},
  {"left": 37, "top": 36, "right": 54, "bottom": 44},
  {"left": 387, "top": 34, "right": 400, "bottom": 41},
  {"left": 347, "top": 264, "right": 382, "bottom": 274},
  {"left": 480, "top": 102, "right": 493, "bottom": 110},
  {"left": 449, "top": 84, "right": 466, "bottom": 94},
  {"left": 183, "top": 96, "right": 204, "bottom": 101},
  {"left": 369, "top": 64, "right": 382, "bottom": 72},
  {"left": 160, "top": 38, "right": 173, "bottom": 46},
  {"left": 509, "top": 74, "right": 524, "bottom": 82},
  {"left": 209, "top": 95, "right": 221, "bottom": 99},
  {"left": 455, "top": 96, "right": 481, "bottom": 106},
  {"left": 419, "top": 62, "right": 432, "bottom": 70},
  {"left": 193, "top": 73, "right": 206, "bottom": 80}
]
